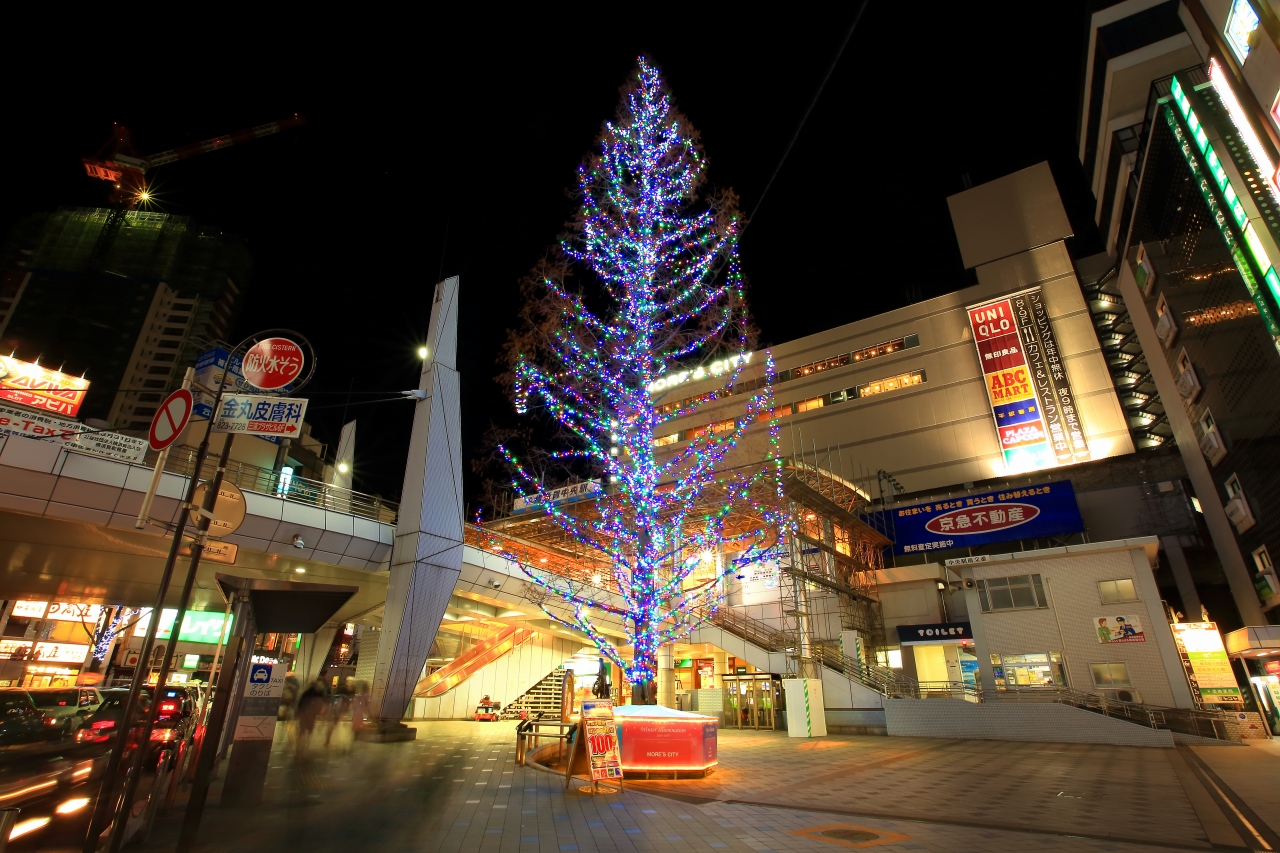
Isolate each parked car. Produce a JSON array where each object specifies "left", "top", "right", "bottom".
[
  {"left": 0, "top": 691, "right": 48, "bottom": 746},
  {"left": 22, "top": 687, "right": 103, "bottom": 734}
]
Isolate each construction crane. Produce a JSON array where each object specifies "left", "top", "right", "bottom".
[{"left": 81, "top": 115, "right": 306, "bottom": 264}]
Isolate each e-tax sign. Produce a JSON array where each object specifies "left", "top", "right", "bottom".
[
  {"left": 0, "top": 402, "right": 146, "bottom": 462},
  {"left": 889, "top": 479, "right": 1083, "bottom": 555},
  {"left": 212, "top": 395, "right": 307, "bottom": 437}
]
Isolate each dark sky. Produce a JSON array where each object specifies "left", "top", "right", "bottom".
[{"left": 1, "top": 5, "right": 1099, "bottom": 507}]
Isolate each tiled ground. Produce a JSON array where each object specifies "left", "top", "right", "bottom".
[{"left": 133, "top": 721, "right": 1277, "bottom": 853}]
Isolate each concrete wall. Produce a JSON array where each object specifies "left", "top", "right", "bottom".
[
  {"left": 410, "top": 632, "right": 583, "bottom": 720},
  {"left": 957, "top": 539, "right": 1195, "bottom": 709},
  {"left": 883, "top": 698, "right": 1174, "bottom": 747}
]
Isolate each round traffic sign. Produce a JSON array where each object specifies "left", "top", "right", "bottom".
[
  {"left": 148, "top": 389, "right": 194, "bottom": 451},
  {"left": 189, "top": 481, "right": 247, "bottom": 538},
  {"left": 242, "top": 337, "right": 305, "bottom": 391}
]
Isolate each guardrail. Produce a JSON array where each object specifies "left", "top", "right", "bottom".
[
  {"left": 987, "top": 687, "right": 1240, "bottom": 742},
  {"left": 160, "top": 445, "right": 397, "bottom": 523}
]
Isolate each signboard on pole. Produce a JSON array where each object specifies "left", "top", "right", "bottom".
[
  {"left": 211, "top": 395, "right": 307, "bottom": 438},
  {"left": 192, "top": 348, "right": 300, "bottom": 420},
  {"left": 148, "top": 389, "right": 193, "bottom": 451},
  {"left": 580, "top": 699, "right": 624, "bottom": 781},
  {"left": 189, "top": 482, "right": 247, "bottom": 538},
  {"left": 241, "top": 338, "right": 305, "bottom": 390},
  {"left": 234, "top": 662, "right": 286, "bottom": 741},
  {"left": 1171, "top": 622, "right": 1244, "bottom": 705},
  {"left": 0, "top": 355, "right": 89, "bottom": 417}
]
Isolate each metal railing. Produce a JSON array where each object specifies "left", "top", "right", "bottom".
[
  {"left": 159, "top": 444, "right": 397, "bottom": 523},
  {"left": 986, "top": 687, "right": 1239, "bottom": 742}
]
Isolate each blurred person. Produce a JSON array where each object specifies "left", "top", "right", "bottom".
[
  {"left": 324, "top": 681, "right": 352, "bottom": 747},
  {"left": 349, "top": 680, "right": 369, "bottom": 734},
  {"left": 295, "top": 678, "right": 328, "bottom": 754},
  {"left": 280, "top": 673, "right": 300, "bottom": 720}
]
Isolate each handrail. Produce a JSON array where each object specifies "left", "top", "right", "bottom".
[
  {"left": 156, "top": 443, "right": 398, "bottom": 523},
  {"left": 988, "top": 687, "right": 1240, "bottom": 742}
]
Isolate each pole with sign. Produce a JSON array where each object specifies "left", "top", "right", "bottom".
[
  {"left": 91, "top": 331, "right": 313, "bottom": 853},
  {"left": 135, "top": 380, "right": 194, "bottom": 529}
]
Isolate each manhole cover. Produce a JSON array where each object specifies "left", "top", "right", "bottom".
[{"left": 821, "top": 829, "right": 880, "bottom": 842}]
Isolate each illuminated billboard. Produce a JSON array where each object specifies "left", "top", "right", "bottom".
[
  {"left": 0, "top": 355, "right": 89, "bottom": 418},
  {"left": 968, "top": 289, "right": 1088, "bottom": 472}
]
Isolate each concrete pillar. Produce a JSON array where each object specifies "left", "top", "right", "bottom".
[
  {"left": 365, "top": 277, "right": 464, "bottom": 738},
  {"left": 657, "top": 644, "right": 675, "bottom": 708},
  {"left": 712, "top": 651, "right": 727, "bottom": 689},
  {"left": 296, "top": 627, "right": 338, "bottom": 685},
  {"left": 1161, "top": 536, "right": 1203, "bottom": 620}
]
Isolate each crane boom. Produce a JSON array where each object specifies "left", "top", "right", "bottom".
[{"left": 144, "top": 116, "right": 306, "bottom": 169}]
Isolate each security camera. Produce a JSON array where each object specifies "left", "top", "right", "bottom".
[
  {"left": 962, "top": 577, "right": 976, "bottom": 590},
  {"left": 292, "top": 535, "right": 306, "bottom": 549},
  {"left": 488, "top": 580, "right": 502, "bottom": 590}
]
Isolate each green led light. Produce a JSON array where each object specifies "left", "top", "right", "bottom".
[
  {"left": 1266, "top": 268, "right": 1280, "bottom": 306},
  {"left": 1244, "top": 222, "right": 1273, "bottom": 275}
]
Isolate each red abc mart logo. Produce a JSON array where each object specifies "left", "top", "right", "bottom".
[{"left": 925, "top": 503, "right": 1040, "bottom": 536}]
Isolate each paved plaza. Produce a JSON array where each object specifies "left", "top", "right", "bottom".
[{"left": 133, "top": 721, "right": 1280, "bottom": 853}]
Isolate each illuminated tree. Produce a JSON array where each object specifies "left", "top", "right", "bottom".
[{"left": 502, "top": 58, "right": 783, "bottom": 702}]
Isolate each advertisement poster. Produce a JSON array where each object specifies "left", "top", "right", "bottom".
[
  {"left": 580, "top": 699, "right": 623, "bottom": 781},
  {"left": 967, "top": 289, "right": 1088, "bottom": 472},
  {"left": 1171, "top": 622, "right": 1243, "bottom": 705},
  {"left": 1095, "top": 615, "right": 1146, "bottom": 643},
  {"left": 886, "top": 480, "right": 1083, "bottom": 555},
  {"left": 0, "top": 403, "right": 146, "bottom": 463}
]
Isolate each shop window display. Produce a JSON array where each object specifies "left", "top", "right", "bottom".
[{"left": 991, "top": 652, "right": 1066, "bottom": 689}]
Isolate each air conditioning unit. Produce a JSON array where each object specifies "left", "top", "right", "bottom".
[
  {"left": 1134, "top": 245, "right": 1157, "bottom": 296},
  {"left": 1155, "top": 312, "right": 1177, "bottom": 347},
  {"left": 1226, "top": 494, "right": 1256, "bottom": 533},
  {"left": 1177, "top": 364, "right": 1202, "bottom": 401},
  {"left": 1099, "top": 687, "right": 1142, "bottom": 704},
  {"left": 1199, "top": 429, "right": 1227, "bottom": 466}
]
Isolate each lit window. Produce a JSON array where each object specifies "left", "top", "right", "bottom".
[
  {"left": 1098, "top": 579, "right": 1139, "bottom": 604},
  {"left": 794, "top": 397, "right": 824, "bottom": 413},
  {"left": 652, "top": 433, "right": 679, "bottom": 447},
  {"left": 1225, "top": 0, "right": 1261, "bottom": 65},
  {"left": 1089, "top": 662, "right": 1132, "bottom": 688},
  {"left": 857, "top": 370, "right": 925, "bottom": 398}
]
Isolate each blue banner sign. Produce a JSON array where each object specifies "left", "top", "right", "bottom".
[
  {"left": 193, "top": 348, "right": 300, "bottom": 443},
  {"left": 889, "top": 479, "right": 1083, "bottom": 555}
]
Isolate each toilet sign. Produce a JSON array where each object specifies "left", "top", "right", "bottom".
[{"left": 148, "top": 388, "right": 194, "bottom": 451}]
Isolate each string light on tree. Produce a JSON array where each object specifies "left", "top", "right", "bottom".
[{"left": 499, "top": 58, "right": 786, "bottom": 703}]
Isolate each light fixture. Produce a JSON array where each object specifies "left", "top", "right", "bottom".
[
  {"left": 292, "top": 534, "right": 306, "bottom": 549},
  {"left": 591, "top": 573, "right": 602, "bottom": 586},
  {"left": 337, "top": 462, "right": 349, "bottom": 474},
  {"left": 417, "top": 346, "right": 429, "bottom": 359},
  {"left": 539, "top": 557, "right": 548, "bottom": 563},
  {"left": 294, "top": 567, "right": 306, "bottom": 574}
]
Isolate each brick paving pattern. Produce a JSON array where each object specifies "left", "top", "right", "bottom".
[{"left": 135, "top": 721, "right": 1275, "bottom": 852}]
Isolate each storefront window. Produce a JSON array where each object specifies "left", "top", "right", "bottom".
[{"left": 991, "top": 652, "right": 1066, "bottom": 689}]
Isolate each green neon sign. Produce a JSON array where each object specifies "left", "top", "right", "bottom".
[{"left": 133, "top": 609, "right": 235, "bottom": 645}]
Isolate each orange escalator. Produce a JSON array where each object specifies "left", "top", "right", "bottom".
[{"left": 414, "top": 626, "right": 537, "bottom": 698}]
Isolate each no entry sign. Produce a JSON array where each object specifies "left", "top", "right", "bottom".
[
  {"left": 149, "top": 389, "right": 193, "bottom": 451},
  {"left": 242, "top": 338, "right": 304, "bottom": 391}
]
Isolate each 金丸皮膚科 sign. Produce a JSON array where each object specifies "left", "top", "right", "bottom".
[
  {"left": 888, "top": 480, "right": 1084, "bottom": 555},
  {"left": 212, "top": 395, "right": 307, "bottom": 438},
  {"left": 967, "top": 289, "right": 1088, "bottom": 472}
]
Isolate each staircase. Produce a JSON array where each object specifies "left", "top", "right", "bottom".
[
  {"left": 499, "top": 667, "right": 568, "bottom": 720},
  {"left": 414, "top": 626, "right": 536, "bottom": 698}
]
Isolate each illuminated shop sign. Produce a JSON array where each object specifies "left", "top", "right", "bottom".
[
  {"left": 511, "top": 479, "right": 602, "bottom": 514},
  {"left": 888, "top": 480, "right": 1083, "bottom": 556},
  {"left": 1225, "top": 0, "right": 1260, "bottom": 65},
  {"left": 1171, "top": 622, "right": 1243, "bottom": 705},
  {"left": 0, "top": 640, "right": 90, "bottom": 663},
  {"left": 133, "top": 609, "right": 234, "bottom": 644},
  {"left": 646, "top": 352, "right": 753, "bottom": 394},
  {"left": 0, "top": 356, "right": 89, "bottom": 418},
  {"left": 968, "top": 289, "right": 1087, "bottom": 472}
]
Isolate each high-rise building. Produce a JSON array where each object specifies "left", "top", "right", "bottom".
[
  {"left": 0, "top": 208, "right": 250, "bottom": 430},
  {"left": 1075, "top": 0, "right": 1280, "bottom": 634}
]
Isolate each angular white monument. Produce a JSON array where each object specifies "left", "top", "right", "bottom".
[{"left": 363, "top": 276, "right": 463, "bottom": 740}]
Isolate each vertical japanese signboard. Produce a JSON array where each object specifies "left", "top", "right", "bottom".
[
  {"left": 967, "top": 288, "right": 1088, "bottom": 472},
  {"left": 1171, "top": 622, "right": 1244, "bottom": 706},
  {"left": 580, "top": 699, "right": 624, "bottom": 782}
]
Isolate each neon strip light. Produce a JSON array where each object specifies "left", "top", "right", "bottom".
[
  {"left": 1164, "top": 97, "right": 1280, "bottom": 335},
  {"left": 1209, "top": 58, "right": 1280, "bottom": 206}
]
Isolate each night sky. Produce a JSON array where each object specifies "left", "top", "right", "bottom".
[{"left": 1, "top": 6, "right": 1099, "bottom": 507}]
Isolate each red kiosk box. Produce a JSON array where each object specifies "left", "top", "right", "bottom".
[{"left": 613, "top": 704, "right": 717, "bottom": 776}]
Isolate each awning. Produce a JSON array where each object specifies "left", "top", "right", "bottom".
[{"left": 216, "top": 573, "right": 358, "bottom": 633}]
